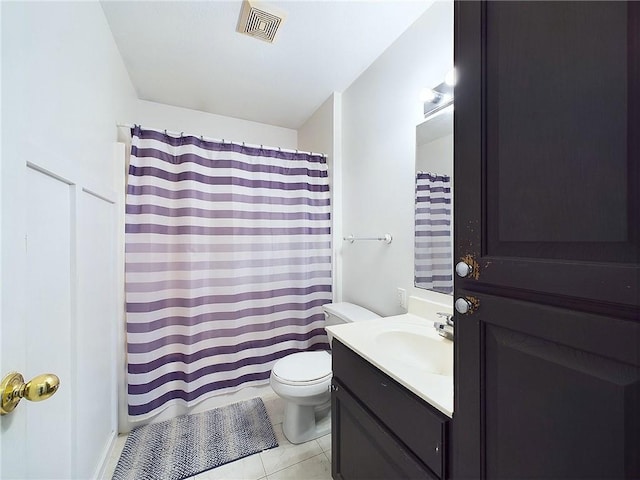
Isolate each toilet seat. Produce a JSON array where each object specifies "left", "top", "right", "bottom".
[{"left": 272, "top": 351, "right": 331, "bottom": 386}]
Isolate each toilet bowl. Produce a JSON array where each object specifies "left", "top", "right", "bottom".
[
  {"left": 269, "top": 302, "right": 380, "bottom": 444},
  {"left": 270, "top": 351, "right": 333, "bottom": 444}
]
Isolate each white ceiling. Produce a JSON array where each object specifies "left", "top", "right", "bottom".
[{"left": 101, "top": 0, "right": 433, "bottom": 130}]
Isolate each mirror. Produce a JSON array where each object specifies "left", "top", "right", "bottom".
[{"left": 414, "top": 105, "right": 453, "bottom": 294}]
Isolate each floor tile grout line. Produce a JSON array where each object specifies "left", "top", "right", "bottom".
[
  {"left": 261, "top": 435, "right": 324, "bottom": 476},
  {"left": 265, "top": 451, "right": 329, "bottom": 477},
  {"left": 258, "top": 445, "right": 269, "bottom": 479}
]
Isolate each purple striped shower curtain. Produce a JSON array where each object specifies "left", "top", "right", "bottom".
[
  {"left": 415, "top": 172, "right": 453, "bottom": 294},
  {"left": 125, "top": 126, "right": 332, "bottom": 419}
]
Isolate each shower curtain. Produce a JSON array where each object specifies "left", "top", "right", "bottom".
[
  {"left": 415, "top": 172, "right": 453, "bottom": 294},
  {"left": 125, "top": 126, "right": 332, "bottom": 419}
]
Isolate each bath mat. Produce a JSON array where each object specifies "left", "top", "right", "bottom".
[{"left": 112, "top": 397, "right": 278, "bottom": 480}]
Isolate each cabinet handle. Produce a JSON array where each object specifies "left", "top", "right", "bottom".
[
  {"left": 435, "top": 444, "right": 440, "bottom": 453},
  {"left": 329, "top": 384, "right": 339, "bottom": 392}
]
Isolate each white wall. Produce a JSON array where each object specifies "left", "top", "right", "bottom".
[
  {"left": 2, "top": 2, "right": 136, "bottom": 187},
  {"left": 341, "top": 1, "right": 454, "bottom": 316},
  {"left": 1, "top": 2, "right": 136, "bottom": 478},
  {"left": 298, "top": 93, "right": 343, "bottom": 302}
]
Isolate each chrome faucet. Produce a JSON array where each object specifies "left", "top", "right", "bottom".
[{"left": 434, "top": 312, "right": 454, "bottom": 340}]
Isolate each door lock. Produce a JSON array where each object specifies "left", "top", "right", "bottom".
[{"left": 455, "top": 296, "right": 479, "bottom": 315}]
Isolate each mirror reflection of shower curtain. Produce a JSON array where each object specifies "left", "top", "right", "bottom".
[
  {"left": 415, "top": 172, "right": 453, "bottom": 294},
  {"left": 125, "top": 126, "right": 332, "bottom": 420}
]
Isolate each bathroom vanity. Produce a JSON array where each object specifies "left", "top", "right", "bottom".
[{"left": 327, "top": 313, "right": 453, "bottom": 479}]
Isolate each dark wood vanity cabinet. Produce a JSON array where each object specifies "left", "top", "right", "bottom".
[
  {"left": 454, "top": 1, "right": 640, "bottom": 478},
  {"left": 331, "top": 340, "right": 450, "bottom": 480}
]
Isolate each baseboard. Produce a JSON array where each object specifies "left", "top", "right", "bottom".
[{"left": 93, "top": 430, "right": 118, "bottom": 480}]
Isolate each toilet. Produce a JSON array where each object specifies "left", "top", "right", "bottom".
[{"left": 270, "top": 302, "right": 380, "bottom": 444}]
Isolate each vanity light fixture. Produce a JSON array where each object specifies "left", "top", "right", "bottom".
[
  {"left": 420, "top": 88, "right": 437, "bottom": 103},
  {"left": 423, "top": 69, "right": 455, "bottom": 120}
]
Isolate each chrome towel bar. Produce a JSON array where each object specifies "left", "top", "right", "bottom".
[{"left": 343, "top": 234, "right": 392, "bottom": 244}]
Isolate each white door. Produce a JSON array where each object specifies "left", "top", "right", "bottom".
[
  {"left": 1, "top": 160, "right": 75, "bottom": 478},
  {"left": 1, "top": 151, "right": 121, "bottom": 479}
]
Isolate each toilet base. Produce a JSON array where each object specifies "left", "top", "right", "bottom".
[{"left": 282, "top": 400, "right": 331, "bottom": 444}]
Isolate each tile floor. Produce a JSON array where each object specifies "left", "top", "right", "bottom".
[{"left": 102, "top": 394, "right": 332, "bottom": 480}]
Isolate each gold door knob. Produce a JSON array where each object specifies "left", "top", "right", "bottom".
[{"left": 0, "top": 372, "right": 60, "bottom": 415}]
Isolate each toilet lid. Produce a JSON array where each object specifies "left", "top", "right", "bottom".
[{"left": 272, "top": 351, "right": 331, "bottom": 384}]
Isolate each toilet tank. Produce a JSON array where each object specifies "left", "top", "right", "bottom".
[{"left": 322, "top": 302, "right": 380, "bottom": 345}]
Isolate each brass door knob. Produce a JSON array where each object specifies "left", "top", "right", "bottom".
[{"left": 0, "top": 372, "right": 60, "bottom": 415}]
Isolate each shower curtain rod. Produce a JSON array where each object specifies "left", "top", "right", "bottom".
[{"left": 116, "top": 123, "right": 326, "bottom": 158}]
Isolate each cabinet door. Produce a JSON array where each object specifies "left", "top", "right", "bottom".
[
  {"left": 454, "top": 1, "right": 640, "bottom": 478},
  {"left": 331, "top": 380, "right": 436, "bottom": 480},
  {"left": 332, "top": 340, "right": 448, "bottom": 478}
]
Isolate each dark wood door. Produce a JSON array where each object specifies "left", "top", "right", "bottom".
[{"left": 453, "top": 1, "right": 640, "bottom": 478}]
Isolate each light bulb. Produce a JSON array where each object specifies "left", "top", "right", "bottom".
[
  {"left": 445, "top": 68, "right": 456, "bottom": 86},
  {"left": 420, "top": 88, "right": 437, "bottom": 103}
]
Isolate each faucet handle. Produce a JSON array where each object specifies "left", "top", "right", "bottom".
[{"left": 436, "top": 312, "right": 454, "bottom": 326}]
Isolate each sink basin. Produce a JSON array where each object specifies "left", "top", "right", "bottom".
[
  {"left": 326, "top": 313, "right": 455, "bottom": 416},
  {"left": 375, "top": 329, "right": 453, "bottom": 376}
]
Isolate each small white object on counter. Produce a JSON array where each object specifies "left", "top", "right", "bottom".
[{"left": 326, "top": 312, "right": 453, "bottom": 417}]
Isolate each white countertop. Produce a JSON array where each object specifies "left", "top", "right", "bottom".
[{"left": 327, "top": 313, "right": 454, "bottom": 417}]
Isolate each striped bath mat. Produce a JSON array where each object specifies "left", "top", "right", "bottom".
[{"left": 112, "top": 397, "right": 278, "bottom": 480}]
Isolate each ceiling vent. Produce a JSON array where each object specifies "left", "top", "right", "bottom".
[{"left": 237, "top": 0, "right": 287, "bottom": 44}]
